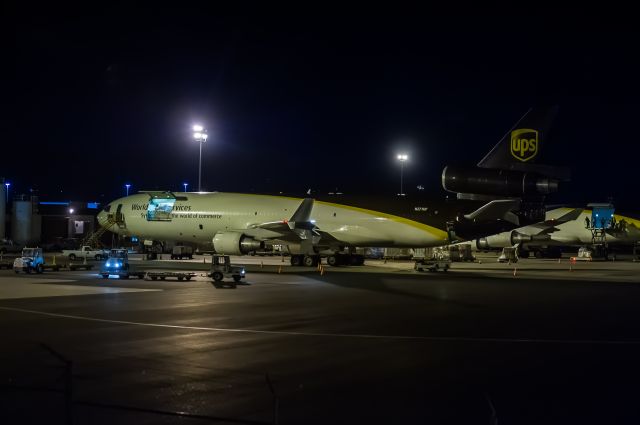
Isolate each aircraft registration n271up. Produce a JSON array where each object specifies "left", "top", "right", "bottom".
[{"left": 97, "top": 193, "right": 449, "bottom": 266}]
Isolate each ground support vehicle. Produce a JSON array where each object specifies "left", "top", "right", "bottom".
[
  {"left": 13, "top": 248, "right": 46, "bottom": 273},
  {"left": 414, "top": 258, "right": 451, "bottom": 272},
  {"left": 498, "top": 247, "right": 519, "bottom": 263},
  {"left": 100, "top": 249, "right": 143, "bottom": 279},
  {"left": 146, "top": 271, "right": 197, "bottom": 281},
  {"left": 170, "top": 245, "right": 194, "bottom": 260},
  {"left": 42, "top": 263, "right": 62, "bottom": 271},
  {"left": 1, "top": 239, "right": 23, "bottom": 254},
  {"left": 208, "top": 255, "right": 246, "bottom": 288},
  {"left": 69, "top": 262, "right": 95, "bottom": 271},
  {"left": 63, "top": 246, "right": 109, "bottom": 261},
  {"left": 570, "top": 247, "right": 594, "bottom": 262}
]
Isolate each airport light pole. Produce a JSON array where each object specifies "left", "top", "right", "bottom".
[
  {"left": 193, "top": 125, "right": 208, "bottom": 192},
  {"left": 397, "top": 154, "right": 408, "bottom": 196},
  {"left": 4, "top": 182, "right": 9, "bottom": 203},
  {"left": 125, "top": 183, "right": 131, "bottom": 197},
  {"left": 183, "top": 182, "right": 188, "bottom": 192}
]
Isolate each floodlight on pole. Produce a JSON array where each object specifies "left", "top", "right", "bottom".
[
  {"left": 183, "top": 182, "right": 188, "bottom": 192},
  {"left": 396, "top": 154, "right": 409, "bottom": 196},
  {"left": 193, "top": 125, "right": 208, "bottom": 192},
  {"left": 125, "top": 184, "right": 131, "bottom": 197},
  {"left": 4, "top": 182, "right": 9, "bottom": 203}
]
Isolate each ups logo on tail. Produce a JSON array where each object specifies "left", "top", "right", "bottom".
[{"left": 510, "top": 128, "right": 538, "bottom": 162}]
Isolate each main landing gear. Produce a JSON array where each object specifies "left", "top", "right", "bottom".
[
  {"left": 290, "top": 255, "right": 320, "bottom": 267},
  {"left": 290, "top": 253, "right": 365, "bottom": 267}
]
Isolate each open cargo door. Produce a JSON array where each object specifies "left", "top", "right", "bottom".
[{"left": 145, "top": 192, "right": 177, "bottom": 222}]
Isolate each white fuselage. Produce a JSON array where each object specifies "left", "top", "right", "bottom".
[
  {"left": 480, "top": 208, "right": 640, "bottom": 249},
  {"left": 98, "top": 192, "right": 449, "bottom": 249}
]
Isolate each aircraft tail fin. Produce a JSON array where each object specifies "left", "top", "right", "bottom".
[{"left": 477, "top": 106, "right": 569, "bottom": 180}]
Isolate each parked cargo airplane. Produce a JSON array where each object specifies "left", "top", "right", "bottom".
[
  {"left": 98, "top": 193, "right": 449, "bottom": 266},
  {"left": 470, "top": 205, "right": 640, "bottom": 258},
  {"left": 97, "top": 107, "right": 564, "bottom": 266}
]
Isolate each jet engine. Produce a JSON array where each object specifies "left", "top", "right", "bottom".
[
  {"left": 212, "top": 232, "right": 264, "bottom": 255},
  {"left": 476, "top": 230, "right": 552, "bottom": 250},
  {"left": 442, "top": 166, "right": 559, "bottom": 197}
]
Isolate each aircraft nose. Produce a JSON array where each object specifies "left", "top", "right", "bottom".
[{"left": 97, "top": 211, "right": 108, "bottom": 228}]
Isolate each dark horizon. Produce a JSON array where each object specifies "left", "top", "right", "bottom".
[{"left": 6, "top": 14, "right": 640, "bottom": 210}]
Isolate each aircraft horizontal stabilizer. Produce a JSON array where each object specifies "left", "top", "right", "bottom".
[{"left": 463, "top": 199, "right": 522, "bottom": 225}]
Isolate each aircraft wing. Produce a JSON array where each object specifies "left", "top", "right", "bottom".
[
  {"left": 234, "top": 198, "right": 322, "bottom": 243},
  {"left": 527, "top": 208, "right": 584, "bottom": 234}
]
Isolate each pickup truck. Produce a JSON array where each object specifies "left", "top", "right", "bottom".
[{"left": 62, "top": 245, "right": 109, "bottom": 261}]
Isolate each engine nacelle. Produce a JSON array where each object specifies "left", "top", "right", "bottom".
[
  {"left": 212, "top": 232, "right": 264, "bottom": 255},
  {"left": 476, "top": 231, "right": 512, "bottom": 250},
  {"left": 477, "top": 230, "right": 552, "bottom": 250},
  {"left": 442, "top": 166, "right": 558, "bottom": 197}
]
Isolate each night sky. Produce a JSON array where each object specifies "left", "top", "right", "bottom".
[{"left": 7, "top": 13, "right": 640, "bottom": 211}]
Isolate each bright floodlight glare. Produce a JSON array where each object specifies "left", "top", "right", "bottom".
[
  {"left": 193, "top": 132, "right": 202, "bottom": 139},
  {"left": 397, "top": 154, "right": 408, "bottom": 161},
  {"left": 193, "top": 124, "right": 203, "bottom": 132},
  {"left": 202, "top": 133, "right": 208, "bottom": 141},
  {"left": 69, "top": 208, "right": 74, "bottom": 214}
]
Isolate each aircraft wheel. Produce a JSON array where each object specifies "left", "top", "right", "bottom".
[
  {"left": 290, "top": 255, "right": 303, "bottom": 267},
  {"left": 69, "top": 254, "right": 76, "bottom": 261},
  {"left": 327, "top": 255, "right": 339, "bottom": 266},
  {"left": 303, "top": 255, "right": 316, "bottom": 267},
  {"left": 213, "top": 272, "right": 223, "bottom": 282}
]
